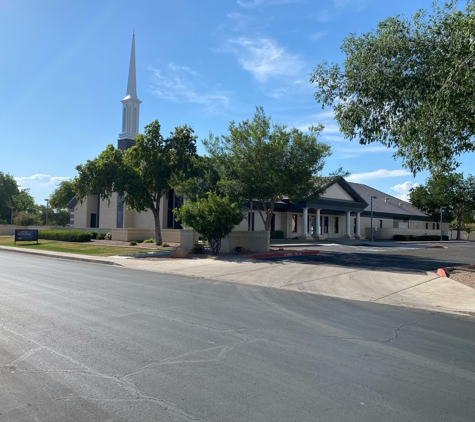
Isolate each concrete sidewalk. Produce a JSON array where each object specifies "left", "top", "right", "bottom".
[{"left": 1, "top": 245, "right": 475, "bottom": 315}]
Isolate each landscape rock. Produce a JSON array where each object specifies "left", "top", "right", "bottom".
[
  {"left": 170, "top": 248, "right": 189, "bottom": 258},
  {"left": 233, "top": 246, "right": 251, "bottom": 254}
]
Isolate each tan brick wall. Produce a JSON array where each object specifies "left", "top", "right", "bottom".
[
  {"left": 221, "top": 230, "right": 270, "bottom": 253},
  {"left": 98, "top": 194, "right": 118, "bottom": 229}
]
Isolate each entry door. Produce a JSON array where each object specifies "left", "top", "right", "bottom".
[{"left": 90, "top": 213, "right": 97, "bottom": 228}]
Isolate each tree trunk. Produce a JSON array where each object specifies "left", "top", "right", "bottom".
[
  {"left": 210, "top": 238, "right": 221, "bottom": 255},
  {"left": 152, "top": 206, "right": 162, "bottom": 246},
  {"left": 456, "top": 215, "right": 462, "bottom": 240}
]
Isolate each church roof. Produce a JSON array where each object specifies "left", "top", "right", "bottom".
[{"left": 348, "top": 182, "right": 430, "bottom": 218}]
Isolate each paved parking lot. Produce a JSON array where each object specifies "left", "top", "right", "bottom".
[{"left": 269, "top": 242, "right": 475, "bottom": 274}]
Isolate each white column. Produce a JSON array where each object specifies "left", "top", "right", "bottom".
[
  {"left": 315, "top": 209, "right": 321, "bottom": 238},
  {"left": 356, "top": 212, "right": 361, "bottom": 238},
  {"left": 346, "top": 211, "right": 351, "bottom": 237},
  {"left": 302, "top": 207, "right": 308, "bottom": 236}
]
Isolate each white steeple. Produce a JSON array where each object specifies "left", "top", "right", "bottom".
[{"left": 118, "top": 33, "right": 141, "bottom": 149}]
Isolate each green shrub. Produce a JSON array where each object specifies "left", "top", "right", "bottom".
[
  {"left": 129, "top": 241, "right": 137, "bottom": 246},
  {"left": 90, "top": 231, "right": 98, "bottom": 239},
  {"left": 97, "top": 232, "right": 106, "bottom": 240},
  {"left": 190, "top": 243, "right": 204, "bottom": 254},
  {"left": 38, "top": 230, "right": 92, "bottom": 242},
  {"left": 393, "top": 234, "right": 449, "bottom": 241},
  {"left": 162, "top": 242, "right": 169, "bottom": 247},
  {"left": 143, "top": 238, "right": 155, "bottom": 243},
  {"left": 270, "top": 230, "right": 284, "bottom": 239},
  {"left": 136, "top": 239, "right": 144, "bottom": 243}
]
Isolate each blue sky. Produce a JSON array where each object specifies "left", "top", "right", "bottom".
[{"left": 1, "top": 0, "right": 473, "bottom": 205}]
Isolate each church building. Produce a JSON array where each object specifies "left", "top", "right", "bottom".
[{"left": 68, "top": 35, "right": 446, "bottom": 249}]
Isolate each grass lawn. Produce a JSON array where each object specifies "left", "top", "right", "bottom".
[{"left": 0, "top": 236, "right": 167, "bottom": 256}]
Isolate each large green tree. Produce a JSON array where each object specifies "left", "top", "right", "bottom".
[
  {"left": 409, "top": 172, "right": 475, "bottom": 240},
  {"left": 0, "top": 171, "right": 20, "bottom": 223},
  {"left": 310, "top": 0, "right": 475, "bottom": 174},
  {"left": 204, "top": 107, "right": 331, "bottom": 231},
  {"left": 49, "top": 180, "right": 76, "bottom": 210},
  {"left": 74, "top": 120, "right": 198, "bottom": 245}
]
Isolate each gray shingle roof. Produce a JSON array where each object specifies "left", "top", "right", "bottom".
[{"left": 348, "top": 182, "right": 430, "bottom": 218}]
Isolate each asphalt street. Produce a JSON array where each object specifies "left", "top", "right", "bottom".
[{"left": 1, "top": 250, "right": 474, "bottom": 421}]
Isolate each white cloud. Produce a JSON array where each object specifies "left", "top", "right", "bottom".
[
  {"left": 309, "top": 31, "right": 325, "bottom": 41},
  {"left": 14, "top": 174, "right": 71, "bottom": 204},
  {"left": 149, "top": 64, "right": 229, "bottom": 110},
  {"left": 237, "top": 0, "right": 302, "bottom": 8},
  {"left": 346, "top": 169, "right": 412, "bottom": 183},
  {"left": 224, "top": 37, "right": 304, "bottom": 83},
  {"left": 390, "top": 181, "right": 420, "bottom": 202},
  {"left": 333, "top": 0, "right": 370, "bottom": 9}
]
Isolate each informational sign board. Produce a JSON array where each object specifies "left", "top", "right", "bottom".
[{"left": 14, "top": 229, "right": 39, "bottom": 244}]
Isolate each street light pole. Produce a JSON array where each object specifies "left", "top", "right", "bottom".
[
  {"left": 10, "top": 207, "right": 14, "bottom": 225},
  {"left": 44, "top": 199, "right": 49, "bottom": 226},
  {"left": 370, "top": 196, "right": 377, "bottom": 241}
]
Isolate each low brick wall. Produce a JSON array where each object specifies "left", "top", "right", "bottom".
[
  {"left": 180, "top": 230, "right": 199, "bottom": 250},
  {"left": 111, "top": 229, "right": 155, "bottom": 242},
  {"left": 221, "top": 231, "right": 270, "bottom": 253}
]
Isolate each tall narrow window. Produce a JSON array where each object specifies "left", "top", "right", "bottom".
[
  {"left": 271, "top": 214, "right": 275, "bottom": 232},
  {"left": 334, "top": 217, "right": 339, "bottom": 234},
  {"left": 248, "top": 212, "right": 255, "bottom": 231},
  {"left": 291, "top": 214, "right": 297, "bottom": 233},
  {"left": 324, "top": 216, "right": 329, "bottom": 234}
]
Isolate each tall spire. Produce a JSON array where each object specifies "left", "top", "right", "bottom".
[
  {"left": 118, "top": 33, "right": 141, "bottom": 149},
  {"left": 123, "top": 33, "right": 140, "bottom": 102}
]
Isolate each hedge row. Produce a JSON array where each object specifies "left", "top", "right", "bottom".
[
  {"left": 393, "top": 234, "right": 449, "bottom": 241},
  {"left": 270, "top": 230, "right": 284, "bottom": 239},
  {"left": 38, "top": 230, "right": 92, "bottom": 242}
]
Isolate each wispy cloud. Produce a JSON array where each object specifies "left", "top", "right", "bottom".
[
  {"left": 390, "top": 181, "right": 420, "bottom": 202},
  {"left": 309, "top": 31, "right": 325, "bottom": 41},
  {"left": 148, "top": 63, "right": 229, "bottom": 110},
  {"left": 346, "top": 169, "right": 412, "bottom": 183},
  {"left": 15, "top": 174, "right": 72, "bottom": 204},
  {"left": 237, "top": 0, "right": 302, "bottom": 9},
  {"left": 333, "top": 0, "right": 371, "bottom": 9},
  {"left": 224, "top": 37, "right": 304, "bottom": 83}
]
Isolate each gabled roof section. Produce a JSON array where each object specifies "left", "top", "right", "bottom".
[
  {"left": 66, "top": 195, "right": 77, "bottom": 210},
  {"left": 319, "top": 176, "right": 368, "bottom": 205},
  {"left": 348, "top": 182, "right": 430, "bottom": 218}
]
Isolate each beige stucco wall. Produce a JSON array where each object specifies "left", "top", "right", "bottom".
[
  {"left": 221, "top": 230, "right": 270, "bottom": 253},
  {"left": 321, "top": 184, "right": 355, "bottom": 201},
  {"left": 98, "top": 194, "right": 118, "bottom": 229}
]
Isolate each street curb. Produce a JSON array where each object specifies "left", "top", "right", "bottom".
[
  {"left": 249, "top": 250, "right": 320, "bottom": 259},
  {"left": 437, "top": 263, "right": 475, "bottom": 278},
  {"left": 0, "top": 246, "right": 121, "bottom": 266}
]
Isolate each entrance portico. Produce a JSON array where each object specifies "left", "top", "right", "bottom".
[{"left": 286, "top": 178, "right": 368, "bottom": 240}]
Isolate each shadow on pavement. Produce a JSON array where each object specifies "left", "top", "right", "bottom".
[{"left": 257, "top": 251, "right": 469, "bottom": 274}]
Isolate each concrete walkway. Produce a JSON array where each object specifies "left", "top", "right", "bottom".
[{"left": 1, "top": 245, "right": 475, "bottom": 315}]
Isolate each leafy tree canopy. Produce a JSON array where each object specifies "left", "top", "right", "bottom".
[
  {"left": 174, "top": 192, "right": 244, "bottom": 255},
  {"left": 204, "top": 107, "right": 331, "bottom": 231},
  {"left": 409, "top": 172, "right": 475, "bottom": 239},
  {"left": 74, "top": 120, "right": 198, "bottom": 245},
  {"left": 49, "top": 180, "right": 76, "bottom": 210},
  {"left": 311, "top": 0, "right": 475, "bottom": 174}
]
